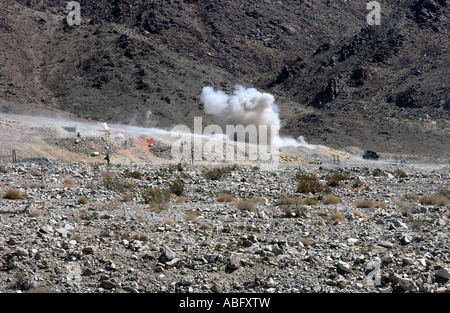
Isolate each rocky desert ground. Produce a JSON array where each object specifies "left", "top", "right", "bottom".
[
  {"left": 0, "top": 113, "right": 449, "bottom": 294},
  {"left": 0, "top": 0, "right": 448, "bottom": 300}
]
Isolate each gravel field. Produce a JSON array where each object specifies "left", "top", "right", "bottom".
[{"left": 0, "top": 160, "right": 449, "bottom": 293}]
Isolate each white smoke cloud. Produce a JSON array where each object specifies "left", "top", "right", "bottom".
[
  {"left": 200, "top": 85, "right": 281, "bottom": 146},
  {"left": 200, "top": 85, "right": 319, "bottom": 149}
]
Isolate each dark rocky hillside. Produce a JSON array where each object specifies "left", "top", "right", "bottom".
[{"left": 0, "top": 0, "right": 449, "bottom": 157}]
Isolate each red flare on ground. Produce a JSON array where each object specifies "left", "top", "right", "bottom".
[{"left": 139, "top": 137, "right": 155, "bottom": 153}]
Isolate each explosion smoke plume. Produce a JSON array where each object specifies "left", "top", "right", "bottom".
[{"left": 200, "top": 85, "right": 281, "bottom": 146}]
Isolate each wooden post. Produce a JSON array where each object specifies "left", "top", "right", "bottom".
[{"left": 12, "top": 149, "right": 16, "bottom": 163}]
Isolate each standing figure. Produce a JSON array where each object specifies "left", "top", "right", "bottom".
[{"left": 105, "top": 151, "right": 110, "bottom": 166}]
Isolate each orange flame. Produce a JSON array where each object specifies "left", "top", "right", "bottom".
[{"left": 139, "top": 137, "right": 155, "bottom": 153}]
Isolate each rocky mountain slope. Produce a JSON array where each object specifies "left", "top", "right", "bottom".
[{"left": 0, "top": 0, "right": 449, "bottom": 157}]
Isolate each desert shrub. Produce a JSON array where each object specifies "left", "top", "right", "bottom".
[
  {"left": 15, "top": 269, "right": 30, "bottom": 290},
  {"left": 375, "top": 201, "right": 387, "bottom": 209},
  {"left": 392, "top": 169, "right": 408, "bottom": 179},
  {"left": 236, "top": 200, "right": 256, "bottom": 212},
  {"left": 125, "top": 170, "right": 142, "bottom": 179},
  {"left": 295, "top": 171, "right": 327, "bottom": 194},
  {"left": 169, "top": 178, "right": 185, "bottom": 196},
  {"left": 63, "top": 176, "right": 75, "bottom": 188},
  {"left": 202, "top": 165, "right": 238, "bottom": 180},
  {"left": 77, "top": 197, "right": 89, "bottom": 205},
  {"left": 326, "top": 172, "right": 350, "bottom": 187},
  {"left": 142, "top": 187, "right": 171, "bottom": 211},
  {"left": 330, "top": 212, "right": 344, "bottom": 224},
  {"left": 352, "top": 209, "right": 364, "bottom": 217},
  {"left": 355, "top": 200, "right": 374, "bottom": 208},
  {"left": 176, "top": 196, "right": 187, "bottom": 203},
  {"left": 29, "top": 183, "right": 45, "bottom": 189},
  {"left": 322, "top": 194, "right": 340, "bottom": 205},
  {"left": 277, "top": 195, "right": 303, "bottom": 206},
  {"left": 217, "top": 194, "right": 236, "bottom": 203},
  {"left": 372, "top": 168, "right": 383, "bottom": 177},
  {"left": 122, "top": 194, "right": 132, "bottom": 202},
  {"left": 395, "top": 200, "right": 412, "bottom": 216},
  {"left": 420, "top": 194, "right": 450, "bottom": 206},
  {"left": 248, "top": 197, "right": 266, "bottom": 204},
  {"left": 303, "top": 197, "right": 318, "bottom": 206},
  {"left": 405, "top": 217, "right": 426, "bottom": 228},
  {"left": 133, "top": 234, "right": 148, "bottom": 241},
  {"left": 352, "top": 179, "right": 363, "bottom": 188},
  {"left": 185, "top": 210, "right": 198, "bottom": 221},
  {"left": 3, "top": 188, "right": 27, "bottom": 200},
  {"left": 436, "top": 196, "right": 450, "bottom": 206},
  {"left": 102, "top": 177, "right": 136, "bottom": 192},
  {"left": 101, "top": 170, "right": 115, "bottom": 179},
  {"left": 419, "top": 196, "right": 434, "bottom": 205},
  {"left": 317, "top": 209, "right": 330, "bottom": 217}
]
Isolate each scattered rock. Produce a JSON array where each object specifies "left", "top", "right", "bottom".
[
  {"left": 226, "top": 255, "right": 241, "bottom": 271},
  {"left": 337, "top": 261, "right": 352, "bottom": 273},
  {"left": 15, "top": 247, "right": 29, "bottom": 257},
  {"left": 435, "top": 268, "right": 450, "bottom": 279},
  {"left": 180, "top": 276, "right": 194, "bottom": 286},
  {"left": 83, "top": 246, "right": 95, "bottom": 254},
  {"left": 0, "top": 161, "right": 448, "bottom": 294},
  {"left": 211, "top": 283, "right": 224, "bottom": 293},
  {"left": 101, "top": 279, "right": 117, "bottom": 289},
  {"left": 378, "top": 241, "right": 393, "bottom": 248},
  {"left": 164, "top": 247, "right": 176, "bottom": 262},
  {"left": 399, "top": 278, "right": 418, "bottom": 292}
]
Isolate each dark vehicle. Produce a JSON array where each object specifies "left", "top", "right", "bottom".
[{"left": 363, "top": 150, "right": 379, "bottom": 160}]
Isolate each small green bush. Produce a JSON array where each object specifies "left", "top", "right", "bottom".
[
  {"left": 203, "top": 165, "right": 238, "bottom": 180},
  {"left": 326, "top": 172, "right": 350, "bottom": 187},
  {"left": 277, "top": 195, "right": 303, "bottom": 206},
  {"left": 217, "top": 194, "right": 236, "bottom": 203},
  {"left": 295, "top": 171, "right": 327, "bottom": 194},
  {"left": 303, "top": 197, "right": 319, "bottom": 206},
  {"left": 125, "top": 170, "right": 142, "bottom": 179},
  {"left": 102, "top": 177, "right": 136, "bottom": 192},
  {"left": 372, "top": 168, "right": 383, "bottom": 177},
  {"left": 392, "top": 169, "right": 408, "bottom": 179},
  {"left": 142, "top": 187, "right": 171, "bottom": 211},
  {"left": 169, "top": 178, "right": 185, "bottom": 196}
]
